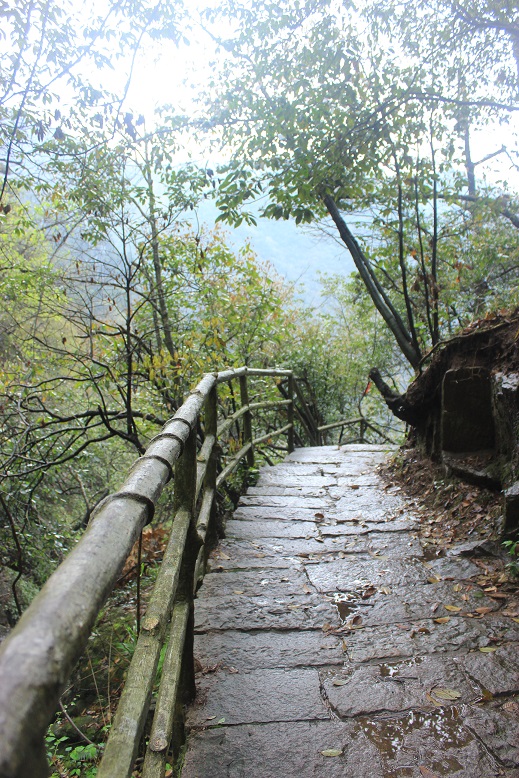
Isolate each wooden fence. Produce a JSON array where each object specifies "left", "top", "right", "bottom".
[{"left": 0, "top": 367, "right": 322, "bottom": 778}]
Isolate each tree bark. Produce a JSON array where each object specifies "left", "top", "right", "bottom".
[{"left": 323, "top": 195, "right": 422, "bottom": 368}]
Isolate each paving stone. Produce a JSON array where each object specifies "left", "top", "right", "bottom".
[
  {"left": 464, "top": 702, "right": 519, "bottom": 767},
  {"left": 322, "top": 655, "right": 482, "bottom": 717},
  {"left": 306, "top": 556, "right": 429, "bottom": 592},
  {"left": 244, "top": 485, "right": 329, "bottom": 497},
  {"left": 198, "top": 569, "right": 310, "bottom": 598},
  {"left": 181, "top": 445, "right": 519, "bottom": 778},
  {"left": 182, "top": 720, "right": 380, "bottom": 778},
  {"left": 238, "top": 494, "right": 332, "bottom": 508},
  {"left": 187, "top": 668, "right": 330, "bottom": 727},
  {"left": 425, "top": 556, "right": 482, "bottom": 580},
  {"left": 255, "top": 474, "right": 337, "bottom": 487},
  {"left": 461, "top": 643, "right": 519, "bottom": 695},
  {"left": 344, "top": 616, "right": 519, "bottom": 663},
  {"left": 194, "top": 593, "right": 338, "bottom": 632},
  {"left": 194, "top": 629, "right": 344, "bottom": 671},
  {"left": 183, "top": 713, "right": 501, "bottom": 778},
  {"left": 351, "top": 709, "right": 502, "bottom": 777},
  {"left": 233, "top": 505, "right": 321, "bottom": 522},
  {"left": 225, "top": 519, "right": 318, "bottom": 539},
  {"left": 333, "top": 493, "right": 406, "bottom": 513}
]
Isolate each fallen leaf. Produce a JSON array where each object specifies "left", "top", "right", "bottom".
[
  {"left": 361, "top": 586, "right": 376, "bottom": 599},
  {"left": 217, "top": 718, "right": 226, "bottom": 725},
  {"left": 431, "top": 686, "right": 462, "bottom": 701},
  {"left": 474, "top": 607, "right": 492, "bottom": 615},
  {"left": 434, "top": 617, "right": 450, "bottom": 624},
  {"left": 428, "top": 576, "right": 442, "bottom": 584},
  {"left": 332, "top": 679, "right": 349, "bottom": 686},
  {"left": 321, "top": 749, "right": 343, "bottom": 757},
  {"left": 315, "top": 512, "right": 325, "bottom": 519},
  {"left": 350, "top": 484, "right": 360, "bottom": 490},
  {"left": 444, "top": 605, "right": 462, "bottom": 612},
  {"left": 219, "top": 552, "right": 230, "bottom": 560},
  {"left": 431, "top": 602, "right": 439, "bottom": 613},
  {"left": 233, "top": 590, "right": 244, "bottom": 595},
  {"left": 453, "top": 583, "right": 462, "bottom": 592},
  {"left": 302, "top": 585, "right": 313, "bottom": 594},
  {"left": 419, "top": 767, "right": 440, "bottom": 778},
  {"left": 379, "top": 586, "right": 391, "bottom": 595},
  {"left": 512, "top": 617, "right": 519, "bottom": 624},
  {"left": 479, "top": 646, "right": 498, "bottom": 653}
]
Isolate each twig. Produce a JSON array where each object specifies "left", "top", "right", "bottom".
[{"left": 58, "top": 700, "right": 96, "bottom": 747}]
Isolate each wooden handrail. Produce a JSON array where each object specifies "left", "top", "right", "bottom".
[{"left": 0, "top": 366, "right": 312, "bottom": 778}]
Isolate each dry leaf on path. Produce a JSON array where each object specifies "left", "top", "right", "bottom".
[
  {"left": 419, "top": 767, "right": 440, "bottom": 778},
  {"left": 431, "top": 687, "right": 462, "bottom": 701},
  {"left": 434, "top": 617, "right": 450, "bottom": 624},
  {"left": 321, "top": 749, "right": 343, "bottom": 757}
]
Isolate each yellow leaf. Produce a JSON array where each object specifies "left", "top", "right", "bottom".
[
  {"left": 434, "top": 617, "right": 450, "bottom": 624},
  {"left": 321, "top": 749, "right": 343, "bottom": 757},
  {"left": 444, "top": 605, "right": 462, "bottom": 612},
  {"left": 332, "top": 679, "right": 348, "bottom": 686},
  {"left": 479, "top": 646, "right": 498, "bottom": 653},
  {"left": 431, "top": 686, "right": 462, "bottom": 701}
]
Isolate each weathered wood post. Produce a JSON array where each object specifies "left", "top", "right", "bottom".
[
  {"left": 173, "top": 425, "right": 200, "bottom": 706},
  {"left": 239, "top": 372, "right": 255, "bottom": 467},
  {"left": 287, "top": 373, "right": 295, "bottom": 454}
]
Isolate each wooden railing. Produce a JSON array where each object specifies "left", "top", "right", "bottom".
[
  {"left": 318, "top": 415, "right": 395, "bottom": 445},
  {"left": 0, "top": 366, "right": 322, "bottom": 778}
]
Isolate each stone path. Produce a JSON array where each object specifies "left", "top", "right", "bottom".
[{"left": 181, "top": 445, "right": 519, "bottom": 778}]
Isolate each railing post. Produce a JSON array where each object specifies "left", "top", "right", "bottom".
[
  {"left": 205, "top": 384, "right": 218, "bottom": 496},
  {"left": 239, "top": 373, "right": 255, "bottom": 468},
  {"left": 287, "top": 374, "right": 295, "bottom": 454},
  {"left": 174, "top": 425, "right": 200, "bottom": 705}
]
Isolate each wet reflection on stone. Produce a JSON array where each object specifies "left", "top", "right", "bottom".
[{"left": 355, "top": 708, "right": 471, "bottom": 776}]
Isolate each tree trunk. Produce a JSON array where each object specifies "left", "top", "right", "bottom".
[{"left": 323, "top": 195, "right": 422, "bottom": 368}]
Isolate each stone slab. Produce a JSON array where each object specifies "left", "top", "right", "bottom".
[
  {"left": 193, "top": 629, "right": 344, "bottom": 672},
  {"left": 182, "top": 714, "right": 502, "bottom": 778},
  {"left": 461, "top": 643, "right": 519, "bottom": 695},
  {"left": 465, "top": 702, "right": 519, "bottom": 767},
  {"left": 425, "top": 556, "right": 482, "bottom": 580},
  {"left": 344, "top": 616, "right": 519, "bottom": 663},
  {"left": 187, "top": 668, "right": 330, "bottom": 727},
  {"left": 194, "top": 593, "right": 338, "bottom": 632},
  {"left": 238, "top": 494, "right": 333, "bottom": 509},
  {"left": 225, "top": 519, "right": 318, "bottom": 540},
  {"left": 255, "top": 474, "right": 337, "bottom": 487},
  {"left": 322, "top": 654, "right": 482, "bottom": 717},
  {"left": 244, "top": 485, "right": 329, "bottom": 497},
  {"left": 232, "top": 505, "right": 322, "bottom": 522},
  {"left": 198, "top": 569, "right": 310, "bottom": 598},
  {"left": 306, "top": 556, "right": 429, "bottom": 592},
  {"left": 182, "top": 720, "right": 382, "bottom": 778}
]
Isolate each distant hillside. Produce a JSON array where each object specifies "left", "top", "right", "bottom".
[{"left": 196, "top": 201, "right": 355, "bottom": 306}]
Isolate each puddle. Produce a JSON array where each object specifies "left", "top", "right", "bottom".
[
  {"left": 379, "top": 657, "right": 424, "bottom": 678},
  {"left": 334, "top": 593, "right": 359, "bottom": 622},
  {"left": 355, "top": 708, "right": 472, "bottom": 776},
  {"left": 420, "top": 545, "right": 446, "bottom": 562},
  {"left": 336, "top": 601, "right": 357, "bottom": 620}
]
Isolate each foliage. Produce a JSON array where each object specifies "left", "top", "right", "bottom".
[{"left": 203, "top": 0, "right": 519, "bottom": 371}]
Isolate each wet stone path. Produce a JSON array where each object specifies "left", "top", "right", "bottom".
[{"left": 181, "top": 445, "right": 519, "bottom": 778}]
